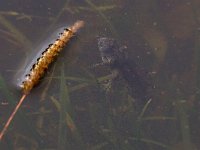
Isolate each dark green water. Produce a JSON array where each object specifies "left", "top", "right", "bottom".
[{"left": 0, "top": 0, "right": 200, "bottom": 150}]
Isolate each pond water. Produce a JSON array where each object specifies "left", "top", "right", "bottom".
[{"left": 0, "top": 0, "right": 200, "bottom": 150}]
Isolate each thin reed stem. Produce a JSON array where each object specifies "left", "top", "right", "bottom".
[{"left": 0, "top": 94, "right": 27, "bottom": 140}]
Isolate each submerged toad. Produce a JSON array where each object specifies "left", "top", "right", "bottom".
[{"left": 98, "top": 37, "right": 149, "bottom": 105}]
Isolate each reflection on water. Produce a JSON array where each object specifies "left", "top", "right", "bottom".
[{"left": 0, "top": 0, "right": 200, "bottom": 149}]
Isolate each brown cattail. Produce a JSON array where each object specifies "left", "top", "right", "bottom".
[{"left": 21, "top": 20, "right": 84, "bottom": 94}]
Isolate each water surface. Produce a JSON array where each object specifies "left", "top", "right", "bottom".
[{"left": 0, "top": 0, "right": 200, "bottom": 150}]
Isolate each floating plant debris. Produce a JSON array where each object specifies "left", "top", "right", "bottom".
[{"left": 0, "top": 20, "right": 84, "bottom": 141}]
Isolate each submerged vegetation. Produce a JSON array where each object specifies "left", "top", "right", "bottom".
[{"left": 0, "top": 0, "right": 200, "bottom": 150}]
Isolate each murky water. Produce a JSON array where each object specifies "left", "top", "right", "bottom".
[{"left": 0, "top": 0, "right": 200, "bottom": 149}]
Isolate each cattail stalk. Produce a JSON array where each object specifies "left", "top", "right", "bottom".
[{"left": 0, "top": 20, "right": 84, "bottom": 141}]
